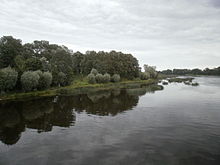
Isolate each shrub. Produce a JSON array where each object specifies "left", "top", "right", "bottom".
[
  {"left": 111, "top": 74, "right": 120, "bottom": 82},
  {"left": 57, "top": 72, "right": 67, "bottom": 86},
  {"left": 103, "top": 73, "right": 111, "bottom": 83},
  {"left": 34, "top": 70, "right": 43, "bottom": 77},
  {"left": 0, "top": 67, "right": 18, "bottom": 92},
  {"left": 144, "top": 65, "right": 158, "bottom": 78},
  {"left": 21, "top": 71, "right": 40, "bottom": 91},
  {"left": 90, "top": 68, "right": 98, "bottom": 76},
  {"left": 140, "top": 72, "right": 150, "bottom": 80},
  {"left": 38, "top": 71, "right": 53, "bottom": 90},
  {"left": 87, "top": 73, "right": 96, "bottom": 84},
  {"left": 95, "top": 73, "right": 104, "bottom": 83}
]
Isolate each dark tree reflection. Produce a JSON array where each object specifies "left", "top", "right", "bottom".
[
  {"left": 0, "top": 97, "right": 76, "bottom": 145},
  {"left": 0, "top": 103, "right": 25, "bottom": 145},
  {"left": 0, "top": 85, "right": 163, "bottom": 145}
]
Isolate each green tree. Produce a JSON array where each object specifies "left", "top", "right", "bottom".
[
  {"left": 0, "top": 67, "right": 18, "bottom": 92},
  {"left": 14, "top": 55, "right": 26, "bottom": 73},
  {"left": 144, "top": 65, "right": 158, "bottom": 78},
  {"left": 139, "top": 72, "right": 150, "bottom": 80},
  {"left": 103, "top": 73, "right": 111, "bottom": 83},
  {"left": 191, "top": 68, "right": 203, "bottom": 75},
  {"left": 52, "top": 72, "right": 67, "bottom": 87},
  {"left": 0, "top": 36, "right": 23, "bottom": 68},
  {"left": 50, "top": 48, "right": 74, "bottom": 85},
  {"left": 111, "top": 74, "right": 120, "bottom": 82},
  {"left": 40, "top": 57, "right": 51, "bottom": 72},
  {"left": 25, "top": 57, "right": 42, "bottom": 71},
  {"left": 37, "top": 71, "right": 52, "bottom": 90},
  {"left": 95, "top": 74, "right": 104, "bottom": 83},
  {"left": 160, "top": 69, "right": 172, "bottom": 75},
  {"left": 81, "top": 51, "right": 139, "bottom": 79},
  {"left": 21, "top": 71, "right": 40, "bottom": 91},
  {"left": 87, "top": 73, "right": 96, "bottom": 84},
  {"left": 90, "top": 68, "right": 98, "bottom": 75},
  {"left": 72, "top": 51, "right": 84, "bottom": 74}
]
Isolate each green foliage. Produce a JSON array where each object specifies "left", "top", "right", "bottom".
[
  {"left": 14, "top": 55, "right": 26, "bottom": 73},
  {"left": 90, "top": 68, "right": 98, "bottom": 76},
  {"left": 0, "top": 67, "right": 18, "bottom": 92},
  {"left": 95, "top": 74, "right": 105, "bottom": 83},
  {"left": 88, "top": 69, "right": 111, "bottom": 84},
  {"left": 21, "top": 71, "right": 40, "bottom": 92},
  {"left": 50, "top": 47, "right": 74, "bottom": 85},
  {"left": 103, "top": 73, "right": 111, "bottom": 83},
  {"left": 144, "top": 65, "right": 158, "bottom": 78},
  {"left": 139, "top": 72, "right": 150, "bottom": 80},
  {"left": 81, "top": 50, "right": 139, "bottom": 79},
  {"left": 160, "top": 69, "right": 172, "bottom": 75},
  {"left": 87, "top": 73, "right": 96, "bottom": 84},
  {"left": 57, "top": 72, "right": 67, "bottom": 86},
  {"left": 88, "top": 69, "right": 119, "bottom": 84},
  {"left": 51, "top": 71, "right": 67, "bottom": 86},
  {"left": 0, "top": 35, "right": 161, "bottom": 94},
  {"left": 161, "top": 67, "right": 220, "bottom": 76},
  {"left": 34, "top": 70, "right": 43, "bottom": 77},
  {"left": 40, "top": 57, "right": 51, "bottom": 72},
  {"left": 111, "top": 74, "right": 120, "bottom": 82},
  {"left": 35, "top": 71, "right": 52, "bottom": 90},
  {"left": 0, "top": 36, "right": 23, "bottom": 68},
  {"left": 40, "top": 72, "right": 52, "bottom": 89},
  {"left": 25, "top": 57, "right": 42, "bottom": 71},
  {"left": 72, "top": 51, "right": 84, "bottom": 74}
]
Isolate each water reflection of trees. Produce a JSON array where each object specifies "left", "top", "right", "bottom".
[
  {"left": 70, "top": 89, "right": 139, "bottom": 116},
  {"left": 0, "top": 104, "right": 25, "bottom": 145},
  {"left": 0, "top": 97, "right": 76, "bottom": 145},
  {"left": 0, "top": 85, "right": 163, "bottom": 145}
]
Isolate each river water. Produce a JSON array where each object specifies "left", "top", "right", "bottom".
[{"left": 0, "top": 77, "right": 220, "bottom": 165}]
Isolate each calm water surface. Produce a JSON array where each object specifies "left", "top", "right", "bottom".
[{"left": 0, "top": 77, "right": 220, "bottom": 165}]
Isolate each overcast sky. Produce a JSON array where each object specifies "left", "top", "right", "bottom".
[{"left": 0, "top": 0, "right": 220, "bottom": 70}]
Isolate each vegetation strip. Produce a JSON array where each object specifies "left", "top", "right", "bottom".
[{"left": 0, "top": 79, "right": 157, "bottom": 101}]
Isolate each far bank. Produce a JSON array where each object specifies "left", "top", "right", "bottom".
[{"left": 0, "top": 79, "right": 159, "bottom": 102}]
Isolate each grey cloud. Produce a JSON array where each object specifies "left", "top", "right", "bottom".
[
  {"left": 209, "top": 0, "right": 220, "bottom": 7},
  {"left": 0, "top": 0, "right": 220, "bottom": 70}
]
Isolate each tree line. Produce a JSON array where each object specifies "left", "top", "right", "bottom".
[
  {"left": 0, "top": 36, "right": 158, "bottom": 93},
  {"left": 160, "top": 67, "right": 220, "bottom": 76}
]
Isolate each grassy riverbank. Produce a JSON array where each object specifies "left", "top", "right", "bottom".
[{"left": 0, "top": 78, "right": 157, "bottom": 101}]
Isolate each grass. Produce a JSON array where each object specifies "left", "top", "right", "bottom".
[{"left": 0, "top": 78, "right": 157, "bottom": 101}]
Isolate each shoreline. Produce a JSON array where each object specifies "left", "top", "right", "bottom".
[{"left": 0, "top": 79, "right": 157, "bottom": 102}]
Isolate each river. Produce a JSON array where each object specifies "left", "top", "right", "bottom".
[{"left": 0, "top": 76, "right": 220, "bottom": 165}]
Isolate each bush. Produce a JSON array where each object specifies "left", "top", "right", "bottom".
[
  {"left": 103, "top": 73, "right": 111, "bottom": 83},
  {"left": 0, "top": 67, "right": 18, "bottom": 92},
  {"left": 111, "top": 74, "right": 120, "bottom": 82},
  {"left": 87, "top": 73, "right": 96, "bottom": 84},
  {"left": 57, "top": 72, "right": 67, "bottom": 86},
  {"left": 90, "top": 68, "right": 98, "bottom": 76},
  {"left": 38, "top": 71, "right": 53, "bottom": 90},
  {"left": 21, "top": 71, "right": 40, "bottom": 91},
  {"left": 34, "top": 70, "right": 43, "bottom": 77},
  {"left": 140, "top": 72, "right": 150, "bottom": 80},
  {"left": 144, "top": 65, "right": 158, "bottom": 78},
  {"left": 95, "top": 74, "right": 104, "bottom": 83}
]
